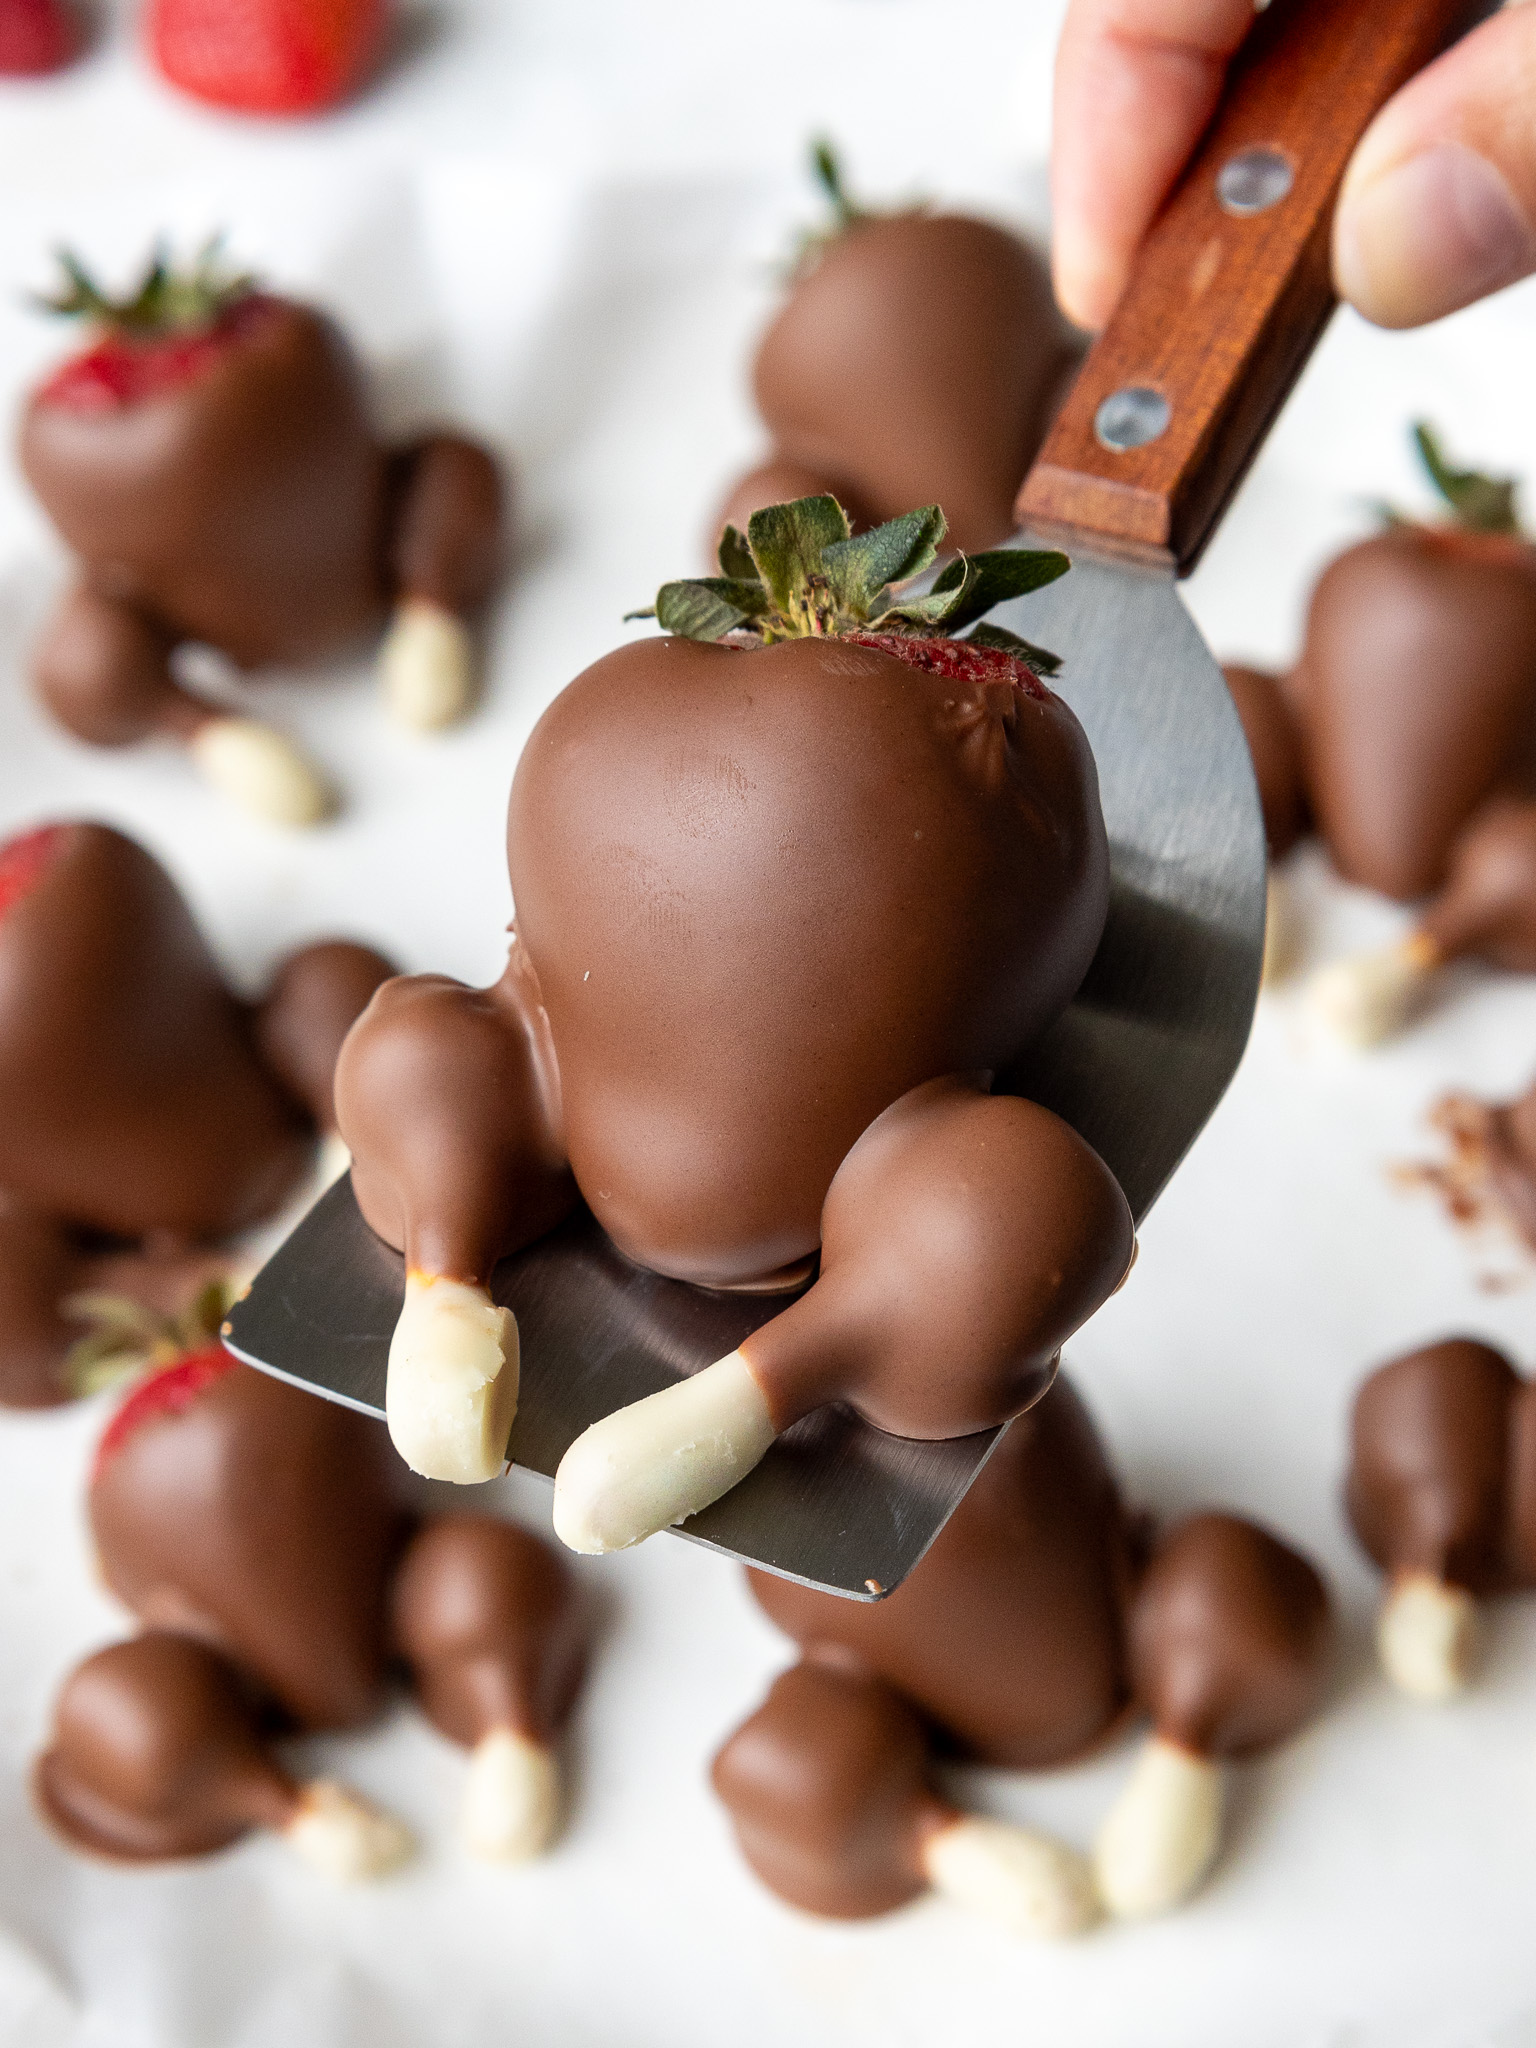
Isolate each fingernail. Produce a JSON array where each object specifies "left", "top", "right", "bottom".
[{"left": 1335, "top": 140, "right": 1536, "bottom": 329}]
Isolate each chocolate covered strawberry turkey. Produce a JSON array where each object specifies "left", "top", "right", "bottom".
[
  {"left": 715, "top": 1375, "right": 1331, "bottom": 1933},
  {"left": 1222, "top": 427, "right": 1536, "bottom": 1041},
  {"left": 0, "top": 818, "right": 393, "bottom": 1405},
  {"left": 21, "top": 244, "right": 506, "bottom": 824},
  {"left": 713, "top": 145, "right": 1082, "bottom": 557},
  {"left": 36, "top": 1343, "right": 585, "bottom": 1873},
  {"left": 335, "top": 493, "right": 1131, "bottom": 1546}
]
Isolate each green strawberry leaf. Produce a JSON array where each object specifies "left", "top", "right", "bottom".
[
  {"left": 634, "top": 577, "right": 769, "bottom": 642},
  {"left": 821, "top": 504, "right": 945, "bottom": 615},
  {"left": 747, "top": 495, "right": 850, "bottom": 615},
  {"left": 1414, "top": 422, "right": 1521, "bottom": 536},
  {"left": 965, "top": 621, "right": 1062, "bottom": 675},
  {"left": 717, "top": 523, "right": 757, "bottom": 580}
]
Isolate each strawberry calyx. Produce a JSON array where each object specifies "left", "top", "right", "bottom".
[
  {"left": 1376, "top": 423, "right": 1526, "bottom": 544},
  {"left": 92, "top": 1339, "right": 236, "bottom": 1484},
  {"left": 33, "top": 241, "right": 263, "bottom": 411},
  {"left": 66, "top": 1274, "right": 237, "bottom": 1410},
  {"left": 0, "top": 822, "right": 65, "bottom": 922},
  {"left": 628, "top": 494, "right": 1067, "bottom": 677}
]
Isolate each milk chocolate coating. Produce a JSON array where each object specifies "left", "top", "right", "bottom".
[
  {"left": 1347, "top": 1338, "right": 1526, "bottom": 1594},
  {"left": 22, "top": 298, "right": 387, "bottom": 669},
  {"left": 0, "top": 1199, "right": 85, "bottom": 1408},
  {"left": 0, "top": 823, "right": 310, "bottom": 1241},
  {"left": 754, "top": 213, "right": 1082, "bottom": 556},
  {"left": 35, "top": 1633, "right": 298, "bottom": 1862},
  {"left": 1420, "top": 798, "right": 1536, "bottom": 969},
  {"left": 1223, "top": 664, "right": 1308, "bottom": 860},
  {"left": 253, "top": 940, "right": 396, "bottom": 1133},
  {"left": 744, "top": 1085, "right": 1131, "bottom": 1438},
  {"left": 504, "top": 634, "right": 1108, "bottom": 1287},
  {"left": 339, "top": 947, "right": 577, "bottom": 1280},
  {"left": 91, "top": 1360, "right": 406, "bottom": 1729},
  {"left": 749, "top": 1377, "right": 1134, "bottom": 1767},
  {"left": 1291, "top": 529, "right": 1536, "bottom": 900},
  {"left": 32, "top": 582, "right": 201, "bottom": 747},
  {"left": 391, "top": 1515, "right": 584, "bottom": 1748},
  {"left": 1129, "top": 1514, "right": 1331, "bottom": 1759},
  {"left": 387, "top": 433, "right": 505, "bottom": 616},
  {"left": 709, "top": 457, "right": 875, "bottom": 564},
  {"left": 711, "top": 1661, "right": 948, "bottom": 1919}
]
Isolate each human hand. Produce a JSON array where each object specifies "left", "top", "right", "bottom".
[{"left": 1051, "top": 0, "right": 1536, "bottom": 331}]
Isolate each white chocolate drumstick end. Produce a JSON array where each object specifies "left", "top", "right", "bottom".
[
  {"left": 380, "top": 599, "right": 476, "bottom": 732},
  {"left": 386, "top": 1272, "right": 519, "bottom": 1484},
  {"left": 283, "top": 1780, "right": 414, "bottom": 1882},
  {"left": 1302, "top": 933, "right": 1439, "bottom": 1050},
  {"left": 1261, "top": 872, "right": 1294, "bottom": 987},
  {"left": 1093, "top": 1735, "right": 1223, "bottom": 1919},
  {"left": 460, "top": 1727, "right": 561, "bottom": 1863},
  {"left": 552, "top": 1349, "right": 777, "bottom": 1555},
  {"left": 1377, "top": 1572, "right": 1479, "bottom": 1701},
  {"left": 189, "top": 715, "right": 334, "bottom": 828},
  {"left": 922, "top": 1815, "right": 1099, "bottom": 1940}
]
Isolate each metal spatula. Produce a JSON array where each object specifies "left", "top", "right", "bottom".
[{"left": 225, "top": 0, "right": 1486, "bottom": 1600}]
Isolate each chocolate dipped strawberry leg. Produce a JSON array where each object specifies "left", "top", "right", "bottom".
[
  {"left": 1346, "top": 1338, "right": 1536, "bottom": 1699},
  {"left": 713, "top": 1660, "right": 1097, "bottom": 1937},
  {"left": 392, "top": 1515, "right": 584, "bottom": 1860},
  {"left": 1094, "top": 1514, "right": 1330, "bottom": 1919},
  {"left": 379, "top": 434, "right": 505, "bottom": 730},
  {"left": 36, "top": 1634, "right": 410, "bottom": 1879}
]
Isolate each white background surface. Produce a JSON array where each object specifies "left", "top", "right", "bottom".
[{"left": 3, "top": 3, "right": 1536, "bottom": 2043}]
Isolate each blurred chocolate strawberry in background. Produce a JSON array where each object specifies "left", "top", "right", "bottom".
[
  {"left": 0, "top": 0, "right": 78, "bottom": 75},
  {"left": 146, "top": 0, "right": 386, "bottom": 116},
  {"left": 20, "top": 241, "right": 507, "bottom": 825}
]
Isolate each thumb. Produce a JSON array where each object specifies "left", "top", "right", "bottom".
[{"left": 1333, "top": 3, "right": 1536, "bottom": 329}]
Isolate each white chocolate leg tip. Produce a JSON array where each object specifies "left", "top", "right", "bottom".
[
  {"left": 380, "top": 600, "right": 476, "bottom": 731},
  {"left": 189, "top": 716, "right": 333, "bottom": 828},
  {"left": 1260, "top": 873, "right": 1293, "bottom": 987},
  {"left": 923, "top": 1815, "right": 1099, "bottom": 1940},
  {"left": 1303, "top": 940, "right": 1432, "bottom": 1050},
  {"left": 1093, "top": 1737, "right": 1223, "bottom": 1919},
  {"left": 386, "top": 1273, "right": 518, "bottom": 1484},
  {"left": 460, "top": 1728, "right": 561, "bottom": 1862},
  {"left": 284, "top": 1781, "right": 414, "bottom": 1882},
  {"left": 1378, "top": 1573, "right": 1478, "bottom": 1701},
  {"left": 552, "top": 1349, "right": 777, "bottom": 1554}
]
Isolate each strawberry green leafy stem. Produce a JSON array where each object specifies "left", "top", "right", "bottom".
[
  {"left": 1412, "top": 422, "right": 1521, "bottom": 537},
  {"left": 627, "top": 495, "right": 1068, "bottom": 676},
  {"left": 34, "top": 236, "right": 256, "bottom": 337},
  {"left": 63, "top": 1275, "right": 236, "bottom": 1399}
]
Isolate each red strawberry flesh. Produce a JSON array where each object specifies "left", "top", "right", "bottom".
[
  {"left": 93, "top": 1342, "right": 237, "bottom": 1484},
  {"left": 148, "top": 0, "right": 386, "bottom": 116},
  {"left": 846, "top": 630, "right": 1048, "bottom": 701},
  {"left": 0, "top": 0, "right": 77, "bottom": 76},
  {"left": 0, "top": 823, "right": 65, "bottom": 921},
  {"left": 35, "top": 294, "right": 274, "bottom": 413}
]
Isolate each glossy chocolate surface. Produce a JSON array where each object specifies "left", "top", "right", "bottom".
[
  {"left": 253, "top": 940, "right": 396, "bottom": 1133},
  {"left": 712, "top": 1660, "right": 947, "bottom": 1918},
  {"left": 1421, "top": 799, "right": 1536, "bottom": 969},
  {"left": 388, "top": 433, "right": 505, "bottom": 615},
  {"left": 35, "top": 1632, "right": 297, "bottom": 1862},
  {"left": 392, "top": 1513, "right": 584, "bottom": 1748},
  {"left": 1291, "top": 529, "right": 1536, "bottom": 901},
  {"left": 91, "top": 1358, "right": 406, "bottom": 1729},
  {"left": 754, "top": 212, "right": 1081, "bottom": 556},
  {"left": 22, "top": 298, "right": 388, "bottom": 669},
  {"left": 1347, "top": 1337, "right": 1531, "bottom": 1594}
]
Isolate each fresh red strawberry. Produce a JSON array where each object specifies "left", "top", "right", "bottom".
[
  {"left": 91, "top": 1340, "right": 235, "bottom": 1485},
  {"left": 146, "top": 0, "right": 386, "bottom": 115},
  {"left": 0, "top": 823, "right": 64, "bottom": 920},
  {"left": 0, "top": 0, "right": 77, "bottom": 76}
]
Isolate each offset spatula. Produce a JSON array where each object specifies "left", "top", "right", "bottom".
[{"left": 226, "top": 0, "right": 1486, "bottom": 1600}]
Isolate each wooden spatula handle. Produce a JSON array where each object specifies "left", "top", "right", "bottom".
[{"left": 1016, "top": 0, "right": 1494, "bottom": 574}]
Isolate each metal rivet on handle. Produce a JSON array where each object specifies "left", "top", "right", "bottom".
[
  {"left": 1094, "top": 386, "right": 1170, "bottom": 453},
  {"left": 1216, "top": 146, "right": 1294, "bottom": 217}
]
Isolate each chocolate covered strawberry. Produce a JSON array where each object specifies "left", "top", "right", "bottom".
[
  {"left": 34, "top": 1340, "right": 587, "bottom": 1874},
  {"left": 337, "top": 493, "right": 1130, "bottom": 1551},
  {"left": 0, "top": 819, "right": 394, "bottom": 1405},
  {"left": 21, "top": 244, "right": 506, "bottom": 823},
  {"left": 715, "top": 1374, "right": 1331, "bottom": 1930},
  {"left": 147, "top": 0, "right": 385, "bottom": 115},
  {"left": 712, "top": 144, "right": 1082, "bottom": 561}
]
